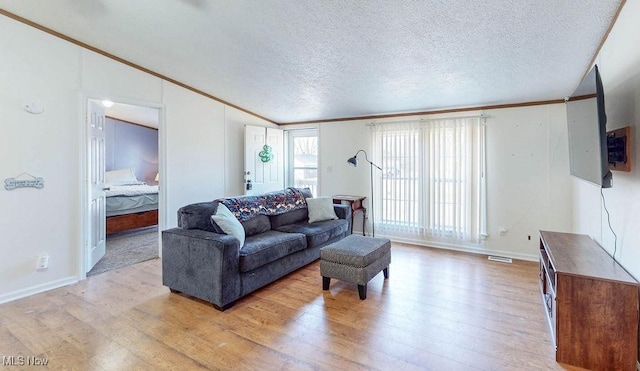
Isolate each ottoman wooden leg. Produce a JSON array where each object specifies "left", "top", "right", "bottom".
[
  {"left": 322, "top": 277, "right": 331, "bottom": 290},
  {"left": 358, "top": 284, "right": 367, "bottom": 300},
  {"left": 383, "top": 267, "right": 389, "bottom": 279}
]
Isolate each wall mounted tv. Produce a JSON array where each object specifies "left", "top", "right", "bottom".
[{"left": 566, "top": 64, "right": 612, "bottom": 188}]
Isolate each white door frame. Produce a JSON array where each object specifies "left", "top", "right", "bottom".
[
  {"left": 285, "top": 128, "right": 319, "bottom": 195},
  {"left": 78, "top": 93, "right": 166, "bottom": 280}
]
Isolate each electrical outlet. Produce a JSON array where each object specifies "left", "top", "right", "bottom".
[
  {"left": 498, "top": 226, "right": 508, "bottom": 235},
  {"left": 36, "top": 254, "right": 49, "bottom": 270}
]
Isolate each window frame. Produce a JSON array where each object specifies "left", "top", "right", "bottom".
[
  {"left": 285, "top": 128, "right": 319, "bottom": 195},
  {"left": 373, "top": 117, "right": 485, "bottom": 243}
]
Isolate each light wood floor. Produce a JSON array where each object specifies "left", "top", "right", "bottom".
[{"left": 0, "top": 243, "right": 586, "bottom": 370}]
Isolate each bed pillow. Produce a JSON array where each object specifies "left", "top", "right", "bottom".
[
  {"left": 307, "top": 197, "right": 338, "bottom": 223},
  {"left": 105, "top": 168, "right": 138, "bottom": 185},
  {"left": 211, "top": 204, "right": 245, "bottom": 247}
]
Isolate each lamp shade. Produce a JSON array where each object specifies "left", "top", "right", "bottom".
[
  {"left": 347, "top": 156, "right": 358, "bottom": 167},
  {"left": 154, "top": 173, "right": 159, "bottom": 182}
]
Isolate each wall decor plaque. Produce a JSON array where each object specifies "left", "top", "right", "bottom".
[{"left": 5, "top": 173, "right": 44, "bottom": 190}]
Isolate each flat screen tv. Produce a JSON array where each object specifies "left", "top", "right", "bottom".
[{"left": 566, "top": 64, "right": 612, "bottom": 188}]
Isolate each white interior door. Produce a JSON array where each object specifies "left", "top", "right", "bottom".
[
  {"left": 87, "top": 101, "right": 106, "bottom": 271},
  {"left": 244, "top": 125, "right": 284, "bottom": 195}
]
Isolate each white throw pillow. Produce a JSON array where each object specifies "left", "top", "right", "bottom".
[
  {"left": 105, "top": 167, "right": 138, "bottom": 185},
  {"left": 307, "top": 197, "right": 338, "bottom": 223},
  {"left": 211, "top": 204, "right": 245, "bottom": 247}
]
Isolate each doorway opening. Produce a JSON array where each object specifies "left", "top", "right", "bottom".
[{"left": 85, "top": 99, "right": 162, "bottom": 276}]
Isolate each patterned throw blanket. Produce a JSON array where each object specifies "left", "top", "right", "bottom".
[{"left": 217, "top": 188, "right": 307, "bottom": 222}]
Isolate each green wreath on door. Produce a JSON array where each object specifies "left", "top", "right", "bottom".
[{"left": 259, "top": 145, "right": 274, "bottom": 163}]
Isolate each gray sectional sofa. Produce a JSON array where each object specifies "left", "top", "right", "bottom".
[{"left": 162, "top": 188, "right": 352, "bottom": 310}]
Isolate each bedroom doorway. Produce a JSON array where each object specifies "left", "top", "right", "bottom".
[{"left": 84, "top": 98, "right": 162, "bottom": 276}]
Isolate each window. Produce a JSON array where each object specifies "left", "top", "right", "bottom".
[
  {"left": 372, "top": 117, "right": 485, "bottom": 242},
  {"left": 286, "top": 129, "right": 318, "bottom": 195}
]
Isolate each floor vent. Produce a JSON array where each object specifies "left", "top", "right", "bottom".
[{"left": 488, "top": 255, "right": 512, "bottom": 264}]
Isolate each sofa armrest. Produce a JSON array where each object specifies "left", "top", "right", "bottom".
[
  {"left": 333, "top": 204, "right": 352, "bottom": 233},
  {"left": 162, "top": 228, "right": 241, "bottom": 309}
]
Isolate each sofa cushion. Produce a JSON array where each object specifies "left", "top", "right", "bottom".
[
  {"left": 239, "top": 230, "right": 307, "bottom": 273},
  {"left": 177, "top": 201, "right": 221, "bottom": 233},
  {"left": 275, "top": 219, "right": 349, "bottom": 249},
  {"left": 241, "top": 215, "right": 271, "bottom": 237},
  {"left": 269, "top": 208, "right": 308, "bottom": 229}
]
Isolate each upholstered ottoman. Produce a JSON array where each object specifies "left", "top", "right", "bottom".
[{"left": 320, "top": 235, "right": 391, "bottom": 300}]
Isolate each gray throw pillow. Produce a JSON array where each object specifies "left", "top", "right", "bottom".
[{"left": 307, "top": 197, "right": 338, "bottom": 223}]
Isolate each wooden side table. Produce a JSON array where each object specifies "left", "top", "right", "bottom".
[{"left": 332, "top": 195, "right": 366, "bottom": 235}]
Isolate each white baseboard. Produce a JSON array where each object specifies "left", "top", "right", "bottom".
[
  {"left": 0, "top": 276, "right": 77, "bottom": 304},
  {"left": 378, "top": 234, "right": 539, "bottom": 262}
]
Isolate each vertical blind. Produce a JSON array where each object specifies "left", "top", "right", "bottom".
[{"left": 372, "top": 117, "right": 484, "bottom": 242}]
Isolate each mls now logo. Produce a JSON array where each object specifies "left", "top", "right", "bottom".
[{"left": 2, "top": 355, "right": 49, "bottom": 366}]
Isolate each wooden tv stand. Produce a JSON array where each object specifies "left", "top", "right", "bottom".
[{"left": 539, "top": 231, "right": 638, "bottom": 370}]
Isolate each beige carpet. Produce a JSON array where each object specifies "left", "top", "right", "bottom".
[{"left": 87, "top": 226, "right": 159, "bottom": 276}]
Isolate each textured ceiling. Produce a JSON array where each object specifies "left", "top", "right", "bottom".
[{"left": 0, "top": 0, "right": 623, "bottom": 123}]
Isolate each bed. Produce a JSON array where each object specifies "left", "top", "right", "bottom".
[{"left": 105, "top": 168, "right": 159, "bottom": 234}]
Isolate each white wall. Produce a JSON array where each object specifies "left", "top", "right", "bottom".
[
  {"left": 317, "top": 105, "right": 572, "bottom": 260},
  {"left": 485, "top": 104, "right": 572, "bottom": 258},
  {"left": 0, "top": 15, "right": 273, "bottom": 303},
  {"left": 0, "top": 17, "right": 81, "bottom": 296},
  {"left": 163, "top": 82, "right": 226, "bottom": 229},
  {"left": 572, "top": 0, "right": 640, "bottom": 281},
  {"left": 83, "top": 50, "right": 163, "bottom": 102},
  {"left": 319, "top": 122, "right": 372, "bottom": 198}
]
